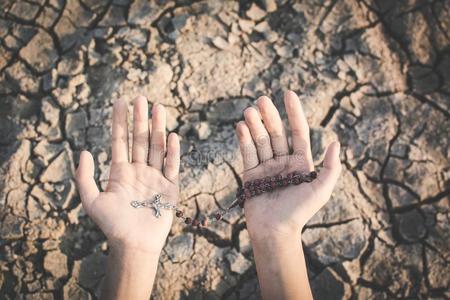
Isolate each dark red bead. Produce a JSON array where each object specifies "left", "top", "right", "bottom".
[
  {"left": 192, "top": 219, "right": 200, "bottom": 226},
  {"left": 282, "top": 179, "right": 289, "bottom": 186},
  {"left": 185, "top": 217, "right": 192, "bottom": 224},
  {"left": 176, "top": 210, "right": 183, "bottom": 218},
  {"left": 215, "top": 213, "right": 222, "bottom": 221}
]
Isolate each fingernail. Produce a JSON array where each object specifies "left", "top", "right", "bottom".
[
  {"left": 136, "top": 95, "right": 146, "bottom": 102},
  {"left": 335, "top": 141, "right": 341, "bottom": 151}
]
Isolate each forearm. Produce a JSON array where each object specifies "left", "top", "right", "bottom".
[
  {"left": 100, "top": 243, "right": 160, "bottom": 300},
  {"left": 250, "top": 232, "right": 313, "bottom": 300}
]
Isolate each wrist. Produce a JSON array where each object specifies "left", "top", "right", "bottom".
[
  {"left": 101, "top": 238, "right": 160, "bottom": 300},
  {"left": 108, "top": 238, "right": 163, "bottom": 259},
  {"left": 247, "top": 220, "right": 303, "bottom": 244},
  {"left": 249, "top": 230, "right": 303, "bottom": 269},
  {"left": 248, "top": 226, "right": 302, "bottom": 250}
]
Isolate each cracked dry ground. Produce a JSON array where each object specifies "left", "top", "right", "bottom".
[{"left": 0, "top": 0, "right": 449, "bottom": 299}]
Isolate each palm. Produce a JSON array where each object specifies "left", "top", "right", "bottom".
[
  {"left": 236, "top": 91, "right": 341, "bottom": 237},
  {"left": 243, "top": 155, "right": 318, "bottom": 235},
  {"left": 76, "top": 97, "right": 180, "bottom": 254},
  {"left": 89, "top": 162, "right": 178, "bottom": 252}
]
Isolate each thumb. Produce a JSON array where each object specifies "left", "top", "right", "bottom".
[
  {"left": 312, "top": 141, "right": 342, "bottom": 196},
  {"left": 75, "top": 150, "right": 100, "bottom": 212}
]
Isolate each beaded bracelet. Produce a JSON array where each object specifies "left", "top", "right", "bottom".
[{"left": 130, "top": 170, "right": 318, "bottom": 226}]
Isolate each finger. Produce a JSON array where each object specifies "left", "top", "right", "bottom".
[
  {"left": 111, "top": 99, "right": 129, "bottom": 163},
  {"left": 149, "top": 103, "right": 166, "bottom": 170},
  {"left": 312, "top": 142, "right": 342, "bottom": 197},
  {"left": 164, "top": 133, "right": 180, "bottom": 183},
  {"left": 236, "top": 121, "right": 259, "bottom": 170},
  {"left": 256, "top": 96, "right": 289, "bottom": 157},
  {"left": 132, "top": 96, "right": 149, "bottom": 163},
  {"left": 244, "top": 107, "right": 273, "bottom": 162},
  {"left": 284, "top": 90, "right": 314, "bottom": 170},
  {"left": 75, "top": 151, "right": 100, "bottom": 213},
  {"left": 147, "top": 119, "right": 152, "bottom": 163}
]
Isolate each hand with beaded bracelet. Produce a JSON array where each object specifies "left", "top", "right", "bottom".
[
  {"left": 76, "top": 96, "right": 180, "bottom": 300},
  {"left": 235, "top": 91, "right": 342, "bottom": 300}
]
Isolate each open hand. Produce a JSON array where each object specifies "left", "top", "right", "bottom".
[
  {"left": 236, "top": 91, "right": 341, "bottom": 240},
  {"left": 75, "top": 96, "right": 180, "bottom": 254}
]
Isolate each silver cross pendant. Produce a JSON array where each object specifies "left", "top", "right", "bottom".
[{"left": 130, "top": 194, "right": 163, "bottom": 218}]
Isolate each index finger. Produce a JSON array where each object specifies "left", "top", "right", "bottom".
[
  {"left": 111, "top": 99, "right": 129, "bottom": 163},
  {"left": 284, "top": 91, "right": 314, "bottom": 170}
]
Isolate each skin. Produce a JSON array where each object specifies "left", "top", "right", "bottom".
[
  {"left": 76, "top": 96, "right": 180, "bottom": 299},
  {"left": 236, "top": 91, "right": 342, "bottom": 300},
  {"left": 76, "top": 91, "right": 341, "bottom": 299}
]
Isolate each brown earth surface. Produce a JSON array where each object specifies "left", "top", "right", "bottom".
[{"left": 0, "top": 0, "right": 449, "bottom": 299}]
